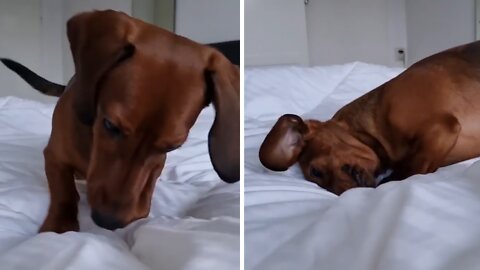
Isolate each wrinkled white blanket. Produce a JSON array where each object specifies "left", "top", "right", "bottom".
[
  {"left": 0, "top": 97, "right": 239, "bottom": 270},
  {"left": 245, "top": 62, "right": 480, "bottom": 270}
]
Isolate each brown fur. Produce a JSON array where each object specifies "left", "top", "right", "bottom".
[
  {"left": 4, "top": 10, "right": 239, "bottom": 232},
  {"left": 260, "top": 41, "right": 480, "bottom": 195}
]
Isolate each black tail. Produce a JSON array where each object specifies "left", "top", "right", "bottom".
[{"left": 0, "top": 58, "right": 65, "bottom": 97}]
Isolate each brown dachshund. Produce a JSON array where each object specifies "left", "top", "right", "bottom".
[
  {"left": 260, "top": 41, "right": 480, "bottom": 195},
  {"left": 1, "top": 10, "right": 239, "bottom": 232}
]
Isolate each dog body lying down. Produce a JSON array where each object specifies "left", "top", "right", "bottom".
[
  {"left": 260, "top": 41, "right": 480, "bottom": 195},
  {"left": 1, "top": 10, "right": 239, "bottom": 232}
]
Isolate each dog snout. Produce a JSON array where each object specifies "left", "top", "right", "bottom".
[
  {"left": 352, "top": 168, "right": 365, "bottom": 186},
  {"left": 91, "top": 209, "right": 124, "bottom": 230},
  {"left": 341, "top": 164, "right": 372, "bottom": 187},
  {"left": 341, "top": 164, "right": 360, "bottom": 185}
]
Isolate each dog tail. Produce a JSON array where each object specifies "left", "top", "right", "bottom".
[{"left": 0, "top": 58, "right": 65, "bottom": 97}]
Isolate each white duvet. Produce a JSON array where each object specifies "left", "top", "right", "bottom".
[
  {"left": 245, "top": 62, "right": 480, "bottom": 270},
  {"left": 0, "top": 97, "right": 239, "bottom": 270}
]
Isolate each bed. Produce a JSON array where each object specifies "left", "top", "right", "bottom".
[
  {"left": 0, "top": 97, "right": 239, "bottom": 269},
  {"left": 244, "top": 62, "right": 480, "bottom": 270}
]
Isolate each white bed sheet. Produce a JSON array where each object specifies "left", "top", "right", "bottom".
[
  {"left": 245, "top": 62, "right": 480, "bottom": 270},
  {"left": 0, "top": 97, "right": 239, "bottom": 270}
]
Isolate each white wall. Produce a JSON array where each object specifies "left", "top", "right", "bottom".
[
  {"left": 40, "top": 0, "right": 131, "bottom": 85},
  {"left": 132, "top": 0, "right": 175, "bottom": 31},
  {"left": 0, "top": 0, "right": 132, "bottom": 102},
  {"left": 175, "top": 0, "right": 240, "bottom": 43},
  {"left": 0, "top": 0, "right": 57, "bottom": 103},
  {"left": 245, "top": 0, "right": 309, "bottom": 66},
  {"left": 132, "top": 0, "right": 155, "bottom": 24},
  {"left": 306, "top": 0, "right": 406, "bottom": 67},
  {"left": 246, "top": 0, "right": 474, "bottom": 68},
  {"left": 405, "top": 0, "right": 475, "bottom": 65},
  {"left": 40, "top": 0, "right": 64, "bottom": 86},
  {"left": 0, "top": 0, "right": 234, "bottom": 102}
]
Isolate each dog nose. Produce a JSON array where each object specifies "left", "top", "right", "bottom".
[{"left": 91, "top": 210, "right": 124, "bottom": 230}]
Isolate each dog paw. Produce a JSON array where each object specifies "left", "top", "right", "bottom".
[{"left": 39, "top": 213, "right": 79, "bottom": 233}]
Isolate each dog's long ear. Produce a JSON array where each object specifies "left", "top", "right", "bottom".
[
  {"left": 67, "top": 10, "right": 136, "bottom": 125},
  {"left": 205, "top": 50, "right": 240, "bottom": 183},
  {"left": 259, "top": 114, "right": 311, "bottom": 171}
]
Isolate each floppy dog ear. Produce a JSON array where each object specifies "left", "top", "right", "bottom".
[
  {"left": 259, "top": 114, "right": 311, "bottom": 171},
  {"left": 67, "top": 10, "right": 136, "bottom": 125},
  {"left": 205, "top": 50, "right": 240, "bottom": 183}
]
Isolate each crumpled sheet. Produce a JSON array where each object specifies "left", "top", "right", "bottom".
[
  {"left": 0, "top": 96, "right": 239, "bottom": 270},
  {"left": 245, "top": 62, "right": 480, "bottom": 270}
]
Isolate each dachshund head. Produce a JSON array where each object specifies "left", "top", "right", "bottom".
[
  {"left": 259, "top": 114, "right": 379, "bottom": 195},
  {"left": 67, "top": 10, "right": 239, "bottom": 229}
]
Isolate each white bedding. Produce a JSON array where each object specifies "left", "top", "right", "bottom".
[
  {"left": 245, "top": 62, "right": 480, "bottom": 270},
  {"left": 0, "top": 97, "right": 239, "bottom": 270}
]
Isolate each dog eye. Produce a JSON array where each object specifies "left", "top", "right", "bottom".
[
  {"left": 103, "top": 118, "right": 123, "bottom": 137},
  {"left": 310, "top": 167, "right": 323, "bottom": 179},
  {"left": 341, "top": 164, "right": 353, "bottom": 175}
]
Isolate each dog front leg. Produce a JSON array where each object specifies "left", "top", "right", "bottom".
[
  {"left": 39, "top": 150, "right": 80, "bottom": 233},
  {"left": 384, "top": 113, "right": 461, "bottom": 183}
]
